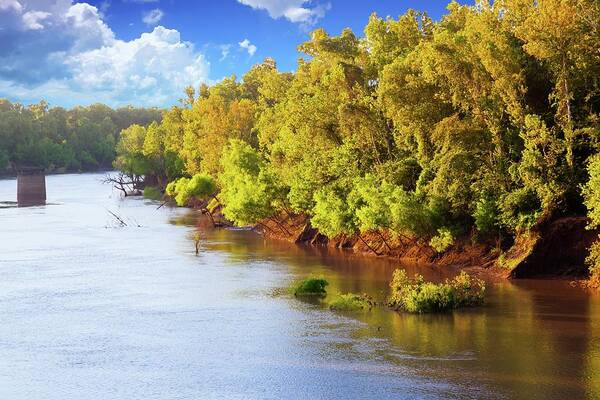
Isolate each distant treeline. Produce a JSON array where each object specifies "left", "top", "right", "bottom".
[
  {"left": 119, "top": 2, "right": 598, "bottom": 281},
  {"left": 0, "top": 99, "right": 162, "bottom": 174}
]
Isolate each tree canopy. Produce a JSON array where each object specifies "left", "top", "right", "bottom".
[
  {"left": 0, "top": 99, "right": 161, "bottom": 174},
  {"left": 113, "top": 0, "right": 599, "bottom": 279}
]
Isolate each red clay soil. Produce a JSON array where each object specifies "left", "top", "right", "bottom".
[
  {"left": 258, "top": 213, "right": 596, "bottom": 280},
  {"left": 509, "top": 216, "right": 596, "bottom": 279},
  {"left": 260, "top": 214, "right": 505, "bottom": 277}
]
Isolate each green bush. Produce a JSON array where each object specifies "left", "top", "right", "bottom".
[
  {"left": 499, "top": 187, "right": 541, "bottom": 232},
  {"left": 473, "top": 196, "right": 499, "bottom": 234},
  {"left": 292, "top": 278, "right": 329, "bottom": 296},
  {"left": 165, "top": 181, "right": 178, "bottom": 197},
  {"left": 429, "top": 228, "right": 454, "bottom": 253},
  {"left": 143, "top": 186, "right": 163, "bottom": 201},
  {"left": 187, "top": 173, "right": 217, "bottom": 198},
  {"left": 586, "top": 239, "right": 600, "bottom": 289},
  {"left": 174, "top": 177, "right": 190, "bottom": 206},
  {"left": 329, "top": 293, "right": 373, "bottom": 311},
  {"left": 388, "top": 270, "right": 485, "bottom": 313}
]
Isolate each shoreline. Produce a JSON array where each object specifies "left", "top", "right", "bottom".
[{"left": 253, "top": 213, "right": 595, "bottom": 282}]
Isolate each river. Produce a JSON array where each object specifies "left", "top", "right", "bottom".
[{"left": 0, "top": 173, "right": 599, "bottom": 399}]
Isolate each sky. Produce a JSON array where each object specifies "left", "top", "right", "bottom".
[{"left": 0, "top": 0, "right": 468, "bottom": 108}]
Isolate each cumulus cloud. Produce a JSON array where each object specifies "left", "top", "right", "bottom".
[
  {"left": 0, "top": 0, "right": 22, "bottom": 12},
  {"left": 142, "top": 8, "right": 163, "bottom": 26},
  {"left": 21, "top": 10, "right": 51, "bottom": 30},
  {"left": 0, "top": 1, "right": 209, "bottom": 107},
  {"left": 66, "top": 26, "right": 209, "bottom": 105},
  {"left": 238, "top": 38, "right": 257, "bottom": 57},
  {"left": 237, "top": 0, "right": 330, "bottom": 25}
]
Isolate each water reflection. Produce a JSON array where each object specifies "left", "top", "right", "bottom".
[{"left": 179, "top": 210, "right": 600, "bottom": 399}]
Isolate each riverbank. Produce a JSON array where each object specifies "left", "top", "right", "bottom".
[{"left": 256, "top": 213, "right": 596, "bottom": 281}]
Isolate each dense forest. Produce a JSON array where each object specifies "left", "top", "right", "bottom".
[
  {"left": 0, "top": 99, "right": 162, "bottom": 174},
  {"left": 115, "top": 1, "right": 599, "bottom": 283}
]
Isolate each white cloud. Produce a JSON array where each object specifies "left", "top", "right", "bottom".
[
  {"left": 0, "top": 0, "right": 22, "bottom": 12},
  {"left": 22, "top": 10, "right": 51, "bottom": 30},
  {"left": 220, "top": 44, "right": 231, "bottom": 61},
  {"left": 0, "top": 1, "right": 210, "bottom": 107},
  {"left": 237, "top": 0, "right": 330, "bottom": 25},
  {"left": 142, "top": 8, "right": 163, "bottom": 26},
  {"left": 238, "top": 38, "right": 257, "bottom": 57},
  {"left": 66, "top": 26, "right": 209, "bottom": 105}
]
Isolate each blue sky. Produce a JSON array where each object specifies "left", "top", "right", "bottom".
[{"left": 0, "top": 0, "right": 467, "bottom": 108}]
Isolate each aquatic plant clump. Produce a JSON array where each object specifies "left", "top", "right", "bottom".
[
  {"left": 292, "top": 278, "right": 329, "bottom": 296},
  {"left": 388, "top": 270, "right": 485, "bottom": 313},
  {"left": 329, "top": 293, "right": 374, "bottom": 311}
]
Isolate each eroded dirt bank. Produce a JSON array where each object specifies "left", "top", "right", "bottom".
[{"left": 257, "top": 214, "right": 596, "bottom": 280}]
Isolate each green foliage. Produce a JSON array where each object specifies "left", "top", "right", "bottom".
[
  {"left": 429, "top": 228, "right": 454, "bottom": 253},
  {"left": 474, "top": 196, "right": 500, "bottom": 234},
  {"left": 165, "top": 181, "right": 178, "bottom": 198},
  {"left": 187, "top": 174, "right": 217, "bottom": 199},
  {"left": 174, "top": 177, "right": 191, "bottom": 206},
  {"left": 292, "top": 278, "right": 329, "bottom": 297},
  {"left": 0, "top": 99, "right": 160, "bottom": 173},
  {"left": 329, "top": 293, "right": 373, "bottom": 311},
  {"left": 499, "top": 187, "right": 541, "bottom": 232},
  {"left": 108, "top": 1, "right": 599, "bottom": 260},
  {"left": 219, "top": 139, "right": 281, "bottom": 226},
  {"left": 585, "top": 240, "right": 600, "bottom": 289},
  {"left": 388, "top": 270, "right": 485, "bottom": 313},
  {"left": 143, "top": 186, "right": 163, "bottom": 201},
  {"left": 0, "top": 149, "right": 9, "bottom": 170},
  {"left": 165, "top": 174, "right": 217, "bottom": 206},
  {"left": 583, "top": 154, "right": 600, "bottom": 229},
  {"left": 583, "top": 154, "right": 600, "bottom": 287},
  {"left": 311, "top": 186, "right": 357, "bottom": 237}
]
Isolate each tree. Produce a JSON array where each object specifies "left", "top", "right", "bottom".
[{"left": 219, "top": 139, "right": 280, "bottom": 227}]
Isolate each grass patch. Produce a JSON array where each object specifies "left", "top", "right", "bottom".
[
  {"left": 143, "top": 186, "right": 163, "bottom": 201},
  {"left": 388, "top": 270, "right": 485, "bottom": 313},
  {"left": 291, "top": 277, "right": 328, "bottom": 297},
  {"left": 329, "top": 293, "right": 374, "bottom": 311}
]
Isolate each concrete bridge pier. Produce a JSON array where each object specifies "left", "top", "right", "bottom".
[{"left": 17, "top": 168, "right": 46, "bottom": 207}]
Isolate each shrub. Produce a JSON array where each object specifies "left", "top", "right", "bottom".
[
  {"left": 329, "top": 293, "right": 373, "bottom": 311},
  {"left": 499, "top": 187, "right": 541, "bottom": 232},
  {"left": 174, "top": 177, "right": 191, "bottom": 206},
  {"left": 143, "top": 186, "right": 162, "bottom": 201},
  {"left": 187, "top": 173, "right": 217, "bottom": 198},
  {"left": 292, "top": 278, "right": 328, "bottom": 296},
  {"left": 473, "top": 196, "right": 499, "bottom": 234},
  {"left": 586, "top": 239, "right": 600, "bottom": 289},
  {"left": 583, "top": 155, "right": 600, "bottom": 288},
  {"left": 165, "top": 181, "right": 178, "bottom": 197},
  {"left": 450, "top": 270, "right": 486, "bottom": 307},
  {"left": 429, "top": 228, "right": 454, "bottom": 253},
  {"left": 388, "top": 270, "right": 485, "bottom": 313},
  {"left": 166, "top": 174, "right": 218, "bottom": 207}
]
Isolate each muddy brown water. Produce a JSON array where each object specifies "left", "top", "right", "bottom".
[{"left": 0, "top": 173, "right": 599, "bottom": 399}]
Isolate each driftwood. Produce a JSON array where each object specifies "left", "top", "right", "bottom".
[
  {"left": 106, "top": 209, "right": 127, "bottom": 227},
  {"left": 102, "top": 172, "right": 143, "bottom": 196}
]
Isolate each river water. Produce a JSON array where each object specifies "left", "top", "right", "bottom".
[{"left": 0, "top": 173, "right": 599, "bottom": 399}]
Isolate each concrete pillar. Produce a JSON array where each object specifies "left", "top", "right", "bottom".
[{"left": 17, "top": 168, "right": 46, "bottom": 207}]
